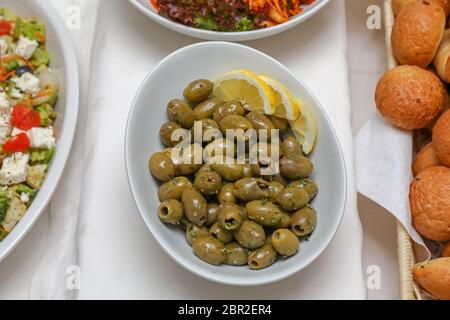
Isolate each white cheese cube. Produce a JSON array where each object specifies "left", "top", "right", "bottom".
[
  {"left": 0, "top": 111, "right": 11, "bottom": 144},
  {"left": 0, "top": 153, "right": 29, "bottom": 185},
  {"left": 12, "top": 73, "right": 41, "bottom": 96},
  {"left": 0, "top": 92, "right": 10, "bottom": 109},
  {"left": 0, "top": 37, "right": 8, "bottom": 57},
  {"left": 10, "top": 88, "right": 23, "bottom": 99},
  {"left": 28, "top": 127, "right": 55, "bottom": 149},
  {"left": 20, "top": 193, "right": 30, "bottom": 203},
  {"left": 14, "top": 35, "right": 38, "bottom": 59}
]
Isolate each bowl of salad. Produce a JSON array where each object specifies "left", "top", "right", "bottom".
[
  {"left": 128, "top": 0, "right": 330, "bottom": 41},
  {"left": 0, "top": 1, "right": 79, "bottom": 262}
]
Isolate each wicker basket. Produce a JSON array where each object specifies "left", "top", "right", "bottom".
[{"left": 383, "top": 0, "right": 424, "bottom": 300}]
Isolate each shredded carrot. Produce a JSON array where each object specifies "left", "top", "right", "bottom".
[
  {"left": 249, "top": 0, "right": 313, "bottom": 25},
  {"left": 0, "top": 70, "right": 15, "bottom": 82}
]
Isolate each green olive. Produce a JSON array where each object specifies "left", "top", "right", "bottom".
[
  {"left": 272, "top": 229, "right": 299, "bottom": 257},
  {"left": 246, "top": 111, "right": 276, "bottom": 131},
  {"left": 280, "top": 155, "right": 314, "bottom": 180},
  {"left": 181, "top": 189, "right": 207, "bottom": 226},
  {"left": 158, "top": 177, "right": 192, "bottom": 201},
  {"left": 248, "top": 244, "right": 277, "bottom": 270},
  {"left": 204, "top": 138, "right": 235, "bottom": 161},
  {"left": 250, "top": 142, "right": 281, "bottom": 159},
  {"left": 209, "top": 222, "right": 233, "bottom": 244},
  {"left": 196, "top": 164, "right": 212, "bottom": 176},
  {"left": 186, "top": 223, "right": 209, "bottom": 246},
  {"left": 269, "top": 116, "right": 289, "bottom": 134},
  {"left": 250, "top": 159, "right": 282, "bottom": 180},
  {"left": 224, "top": 242, "right": 248, "bottom": 266},
  {"left": 217, "top": 183, "right": 237, "bottom": 204},
  {"left": 234, "top": 221, "right": 265, "bottom": 249},
  {"left": 211, "top": 159, "right": 244, "bottom": 181},
  {"left": 267, "top": 181, "right": 284, "bottom": 203},
  {"left": 183, "top": 79, "right": 213, "bottom": 103},
  {"left": 158, "top": 199, "right": 184, "bottom": 225},
  {"left": 242, "top": 164, "right": 253, "bottom": 178},
  {"left": 149, "top": 152, "right": 175, "bottom": 182},
  {"left": 206, "top": 202, "right": 220, "bottom": 227},
  {"left": 192, "top": 235, "right": 226, "bottom": 265},
  {"left": 291, "top": 206, "right": 317, "bottom": 237},
  {"left": 219, "top": 115, "right": 253, "bottom": 135},
  {"left": 194, "top": 98, "right": 223, "bottom": 120},
  {"left": 262, "top": 173, "right": 288, "bottom": 186},
  {"left": 159, "top": 121, "right": 184, "bottom": 147},
  {"left": 191, "top": 119, "right": 220, "bottom": 141},
  {"left": 212, "top": 100, "right": 246, "bottom": 123},
  {"left": 218, "top": 203, "right": 243, "bottom": 231},
  {"left": 233, "top": 178, "right": 269, "bottom": 201},
  {"left": 246, "top": 200, "right": 282, "bottom": 227},
  {"left": 274, "top": 212, "right": 291, "bottom": 229},
  {"left": 194, "top": 170, "right": 222, "bottom": 196},
  {"left": 276, "top": 187, "right": 309, "bottom": 211},
  {"left": 281, "top": 136, "right": 304, "bottom": 157},
  {"left": 177, "top": 144, "right": 203, "bottom": 175},
  {"left": 289, "top": 179, "right": 318, "bottom": 200},
  {"left": 167, "top": 99, "right": 194, "bottom": 129}
]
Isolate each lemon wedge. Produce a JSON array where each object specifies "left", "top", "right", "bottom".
[
  {"left": 289, "top": 98, "right": 318, "bottom": 155},
  {"left": 214, "top": 70, "right": 276, "bottom": 114},
  {"left": 258, "top": 75, "right": 301, "bottom": 121}
]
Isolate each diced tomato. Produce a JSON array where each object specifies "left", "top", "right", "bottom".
[
  {"left": 0, "top": 21, "right": 12, "bottom": 36},
  {"left": 3, "top": 133, "right": 30, "bottom": 153},
  {"left": 12, "top": 104, "right": 41, "bottom": 130}
]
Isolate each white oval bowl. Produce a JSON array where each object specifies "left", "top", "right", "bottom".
[
  {"left": 128, "top": 0, "right": 330, "bottom": 41},
  {"left": 125, "top": 42, "right": 346, "bottom": 286},
  {"left": 0, "top": 0, "right": 79, "bottom": 262}
]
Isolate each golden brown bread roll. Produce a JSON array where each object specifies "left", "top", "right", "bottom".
[
  {"left": 412, "top": 142, "right": 442, "bottom": 176},
  {"left": 413, "top": 258, "right": 450, "bottom": 300},
  {"left": 392, "top": 0, "right": 446, "bottom": 68},
  {"left": 375, "top": 66, "right": 445, "bottom": 129},
  {"left": 393, "top": 0, "right": 450, "bottom": 15},
  {"left": 433, "top": 30, "right": 450, "bottom": 82},
  {"left": 433, "top": 109, "right": 450, "bottom": 166},
  {"left": 443, "top": 243, "right": 450, "bottom": 257},
  {"left": 410, "top": 166, "right": 450, "bottom": 241}
]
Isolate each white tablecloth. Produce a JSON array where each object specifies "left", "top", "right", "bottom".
[{"left": 0, "top": 0, "right": 366, "bottom": 299}]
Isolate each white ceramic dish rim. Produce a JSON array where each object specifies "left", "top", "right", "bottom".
[
  {"left": 0, "top": 0, "right": 79, "bottom": 263},
  {"left": 128, "top": 0, "right": 331, "bottom": 41},
  {"left": 125, "top": 41, "right": 347, "bottom": 286}
]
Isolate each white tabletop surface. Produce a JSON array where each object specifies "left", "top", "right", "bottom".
[{"left": 0, "top": 0, "right": 399, "bottom": 300}]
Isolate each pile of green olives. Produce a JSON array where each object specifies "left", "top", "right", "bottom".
[{"left": 149, "top": 78, "right": 319, "bottom": 270}]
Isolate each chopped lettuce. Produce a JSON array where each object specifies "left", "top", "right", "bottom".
[
  {"left": 30, "top": 148, "right": 55, "bottom": 165},
  {"left": 235, "top": 16, "right": 253, "bottom": 32},
  {"left": 13, "top": 18, "right": 45, "bottom": 43},
  {"left": 194, "top": 15, "right": 218, "bottom": 31},
  {"left": 32, "top": 85, "right": 59, "bottom": 107},
  {"left": 35, "top": 103, "right": 57, "bottom": 126},
  {"left": 31, "top": 46, "right": 50, "bottom": 67},
  {"left": 0, "top": 190, "right": 10, "bottom": 224}
]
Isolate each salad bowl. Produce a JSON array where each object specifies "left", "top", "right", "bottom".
[
  {"left": 0, "top": 0, "right": 79, "bottom": 262},
  {"left": 128, "top": 0, "right": 331, "bottom": 41}
]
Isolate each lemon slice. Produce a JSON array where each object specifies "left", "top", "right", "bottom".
[
  {"left": 259, "top": 75, "right": 301, "bottom": 120},
  {"left": 214, "top": 70, "right": 276, "bottom": 114},
  {"left": 289, "top": 98, "right": 318, "bottom": 155}
]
